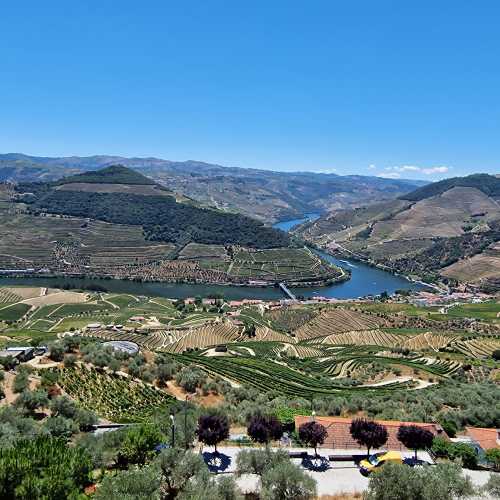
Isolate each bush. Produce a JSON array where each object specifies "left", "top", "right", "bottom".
[
  {"left": 63, "top": 354, "right": 77, "bottom": 368},
  {"left": 94, "top": 464, "right": 161, "bottom": 500},
  {"left": 237, "top": 448, "right": 289, "bottom": 476},
  {"left": 14, "top": 389, "right": 49, "bottom": 416},
  {"left": 50, "top": 395, "right": 77, "bottom": 419},
  {"left": 13, "top": 373, "right": 29, "bottom": 394},
  {"left": 43, "top": 415, "right": 79, "bottom": 439},
  {"left": 260, "top": 460, "right": 316, "bottom": 500},
  {"left": 492, "top": 349, "right": 500, "bottom": 361},
  {"left": 0, "top": 437, "right": 92, "bottom": 499},
  {"left": 485, "top": 448, "right": 500, "bottom": 471},
  {"left": 117, "top": 424, "right": 163, "bottom": 466},
  {"left": 176, "top": 366, "right": 206, "bottom": 393},
  {"left": 48, "top": 342, "right": 65, "bottom": 362},
  {"left": 440, "top": 420, "right": 457, "bottom": 438},
  {"left": 447, "top": 443, "right": 478, "bottom": 469},
  {"left": 484, "top": 473, "right": 500, "bottom": 497},
  {"left": 431, "top": 438, "right": 478, "bottom": 469},
  {"left": 366, "top": 462, "right": 474, "bottom": 500}
]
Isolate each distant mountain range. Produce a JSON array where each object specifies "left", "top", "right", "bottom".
[
  {"left": 297, "top": 174, "right": 500, "bottom": 289},
  {"left": 0, "top": 153, "right": 427, "bottom": 222}
]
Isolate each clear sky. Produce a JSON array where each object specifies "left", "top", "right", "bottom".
[{"left": 1, "top": 1, "right": 499, "bottom": 180}]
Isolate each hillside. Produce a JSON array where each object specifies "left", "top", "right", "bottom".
[
  {"left": 0, "top": 153, "right": 426, "bottom": 222},
  {"left": 0, "top": 166, "right": 344, "bottom": 286},
  {"left": 296, "top": 174, "right": 500, "bottom": 289}
]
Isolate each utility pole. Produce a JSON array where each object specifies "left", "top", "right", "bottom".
[
  {"left": 184, "top": 395, "right": 189, "bottom": 450},
  {"left": 169, "top": 413, "right": 175, "bottom": 448}
]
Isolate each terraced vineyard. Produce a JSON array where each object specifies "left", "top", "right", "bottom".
[
  {"left": 452, "top": 338, "right": 500, "bottom": 358},
  {"left": 0, "top": 288, "right": 21, "bottom": 303},
  {"left": 254, "top": 326, "right": 295, "bottom": 343},
  {"left": 321, "top": 330, "right": 402, "bottom": 347},
  {"left": 160, "top": 323, "right": 241, "bottom": 353},
  {"left": 56, "top": 365, "right": 175, "bottom": 422},
  {"left": 294, "top": 308, "right": 383, "bottom": 341},
  {"left": 77, "top": 322, "right": 241, "bottom": 353},
  {"left": 172, "top": 352, "right": 413, "bottom": 398},
  {"left": 402, "top": 332, "right": 456, "bottom": 352}
]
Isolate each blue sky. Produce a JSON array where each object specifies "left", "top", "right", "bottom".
[{"left": 1, "top": 1, "right": 499, "bottom": 180}]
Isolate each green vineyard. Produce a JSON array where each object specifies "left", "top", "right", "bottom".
[{"left": 56, "top": 365, "right": 176, "bottom": 423}]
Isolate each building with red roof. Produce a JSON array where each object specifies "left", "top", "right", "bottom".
[
  {"left": 294, "top": 415, "right": 446, "bottom": 451},
  {"left": 464, "top": 427, "right": 499, "bottom": 452}
]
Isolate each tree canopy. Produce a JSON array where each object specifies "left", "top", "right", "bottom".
[
  {"left": 350, "top": 418, "right": 388, "bottom": 457},
  {"left": 397, "top": 425, "right": 434, "bottom": 459}
]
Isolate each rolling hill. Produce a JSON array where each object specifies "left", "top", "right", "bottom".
[
  {"left": 0, "top": 166, "right": 344, "bottom": 286},
  {"left": 0, "top": 153, "right": 426, "bottom": 222},
  {"left": 296, "top": 174, "right": 500, "bottom": 289}
]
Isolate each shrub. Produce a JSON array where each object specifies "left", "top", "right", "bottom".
[
  {"left": 43, "top": 415, "right": 79, "bottom": 439},
  {"left": 260, "top": 460, "right": 316, "bottom": 500},
  {"left": 13, "top": 373, "right": 29, "bottom": 394},
  {"left": 365, "top": 462, "right": 474, "bottom": 500},
  {"left": 48, "top": 342, "right": 65, "bottom": 362},
  {"left": 117, "top": 424, "right": 164, "bottom": 466},
  {"left": 485, "top": 448, "right": 500, "bottom": 471},
  {"left": 484, "top": 473, "right": 500, "bottom": 497}
]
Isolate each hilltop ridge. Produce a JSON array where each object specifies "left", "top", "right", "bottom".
[
  {"left": 0, "top": 153, "right": 427, "bottom": 222},
  {"left": 297, "top": 174, "right": 500, "bottom": 289}
]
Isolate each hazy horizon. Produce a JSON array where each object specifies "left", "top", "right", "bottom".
[{"left": 2, "top": 1, "right": 499, "bottom": 181}]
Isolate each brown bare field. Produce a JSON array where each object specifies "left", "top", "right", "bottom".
[
  {"left": 371, "top": 187, "right": 500, "bottom": 240},
  {"left": 441, "top": 242, "right": 500, "bottom": 283},
  {"left": 178, "top": 243, "right": 228, "bottom": 260},
  {"left": 21, "top": 291, "right": 89, "bottom": 307}
]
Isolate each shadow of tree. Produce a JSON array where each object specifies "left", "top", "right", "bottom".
[
  {"left": 202, "top": 451, "right": 232, "bottom": 473},
  {"left": 301, "top": 454, "right": 330, "bottom": 472}
]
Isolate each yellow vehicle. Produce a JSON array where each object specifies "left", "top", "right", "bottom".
[{"left": 359, "top": 451, "right": 403, "bottom": 474}]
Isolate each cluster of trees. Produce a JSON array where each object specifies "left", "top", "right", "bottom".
[
  {"left": 57, "top": 165, "right": 157, "bottom": 185},
  {"left": 400, "top": 173, "right": 500, "bottom": 202},
  {"left": 380, "top": 220, "right": 500, "bottom": 278},
  {"left": 22, "top": 187, "right": 291, "bottom": 248},
  {"left": 215, "top": 380, "right": 500, "bottom": 431}
]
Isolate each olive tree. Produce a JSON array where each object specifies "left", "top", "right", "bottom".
[{"left": 260, "top": 460, "right": 317, "bottom": 500}]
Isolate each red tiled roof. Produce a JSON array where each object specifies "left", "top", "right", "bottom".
[
  {"left": 465, "top": 427, "right": 500, "bottom": 451},
  {"left": 294, "top": 416, "right": 445, "bottom": 451}
]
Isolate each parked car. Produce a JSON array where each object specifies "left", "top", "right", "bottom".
[{"left": 359, "top": 451, "right": 403, "bottom": 474}]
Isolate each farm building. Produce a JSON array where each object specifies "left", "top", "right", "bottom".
[
  {"left": 103, "top": 341, "right": 139, "bottom": 355},
  {"left": 0, "top": 347, "right": 35, "bottom": 363},
  {"left": 86, "top": 323, "right": 102, "bottom": 330},
  {"left": 462, "top": 427, "right": 500, "bottom": 453},
  {"left": 294, "top": 416, "right": 446, "bottom": 451}
]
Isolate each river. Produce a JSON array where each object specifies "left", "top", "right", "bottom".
[{"left": 0, "top": 215, "right": 423, "bottom": 299}]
